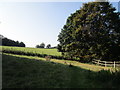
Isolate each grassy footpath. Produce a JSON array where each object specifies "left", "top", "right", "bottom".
[{"left": 2, "top": 53, "right": 120, "bottom": 88}]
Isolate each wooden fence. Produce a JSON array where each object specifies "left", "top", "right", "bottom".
[{"left": 92, "top": 59, "right": 120, "bottom": 68}]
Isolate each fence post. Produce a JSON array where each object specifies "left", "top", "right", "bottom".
[
  {"left": 98, "top": 60, "right": 99, "bottom": 65},
  {"left": 114, "top": 61, "right": 115, "bottom": 68},
  {"left": 105, "top": 61, "right": 106, "bottom": 67}
]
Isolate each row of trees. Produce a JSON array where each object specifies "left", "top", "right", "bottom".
[
  {"left": 36, "top": 43, "right": 57, "bottom": 49},
  {"left": 36, "top": 43, "right": 51, "bottom": 48},
  {"left": 0, "top": 34, "right": 56, "bottom": 49},
  {"left": 0, "top": 35, "right": 25, "bottom": 47},
  {"left": 57, "top": 1, "right": 120, "bottom": 62}
]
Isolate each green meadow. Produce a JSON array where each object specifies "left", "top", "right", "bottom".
[
  {"left": 1, "top": 46, "right": 61, "bottom": 56},
  {"left": 1, "top": 46, "right": 120, "bottom": 88},
  {"left": 1, "top": 0, "right": 120, "bottom": 88}
]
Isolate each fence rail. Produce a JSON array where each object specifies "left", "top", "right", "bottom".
[{"left": 92, "top": 59, "right": 120, "bottom": 68}]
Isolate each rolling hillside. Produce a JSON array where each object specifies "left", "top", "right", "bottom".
[{"left": 2, "top": 53, "right": 120, "bottom": 88}]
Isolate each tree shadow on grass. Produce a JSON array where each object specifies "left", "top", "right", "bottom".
[{"left": 2, "top": 54, "right": 120, "bottom": 88}]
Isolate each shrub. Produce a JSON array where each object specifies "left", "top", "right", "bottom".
[{"left": 45, "top": 56, "right": 51, "bottom": 61}]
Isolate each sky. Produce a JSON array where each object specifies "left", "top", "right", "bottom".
[{"left": 0, "top": 1, "right": 119, "bottom": 47}]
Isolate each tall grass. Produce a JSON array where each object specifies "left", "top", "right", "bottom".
[
  {"left": 86, "top": 69, "right": 120, "bottom": 87},
  {"left": 2, "top": 53, "right": 120, "bottom": 88}
]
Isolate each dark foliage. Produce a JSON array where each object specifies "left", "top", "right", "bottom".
[
  {"left": 0, "top": 35, "right": 25, "bottom": 47},
  {"left": 58, "top": 1, "right": 120, "bottom": 62},
  {"left": 46, "top": 44, "right": 51, "bottom": 48},
  {"left": 36, "top": 43, "right": 45, "bottom": 48}
]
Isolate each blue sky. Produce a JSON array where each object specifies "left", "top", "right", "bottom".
[{"left": 0, "top": 1, "right": 119, "bottom": 47}]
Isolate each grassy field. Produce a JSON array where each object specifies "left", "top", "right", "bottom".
[
  {"left": 1, "top": 46, "right": 61, "bottom": 56},
  {"left": 2, "top": 53, "right": 120, "bottom": 88},
  {"left": 1, "top": 46, "right": 120, "bottom": 88}
]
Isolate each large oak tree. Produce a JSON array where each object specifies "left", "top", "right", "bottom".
[{"left": 58, "top": 1, "right": 120, "bottom": 62}]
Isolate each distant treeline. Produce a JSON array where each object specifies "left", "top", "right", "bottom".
[
  {"left": 36, "top": 42, "right": 57, "bottom": 49},
  {"left": 0, "top": 34, "right": 25, "bottom": 47}
]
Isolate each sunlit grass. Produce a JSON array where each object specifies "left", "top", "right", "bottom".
[
  {"left": 3, "top": 53, "right": 113, "bottom": 72},
  {"left": 1, "top": 46, "right": 61, "bottom": 56},
  {"left": 1, "top": 46, "right": 118, "bottom": 72},
  {"left": 2, "top": 53, "right": 120, "bottom": 88}
]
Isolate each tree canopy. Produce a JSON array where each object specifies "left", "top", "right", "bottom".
[
  {"left": 46, "top": 44, "right": 51, "bottom": 48},
  {"left": 36, "top": 43, "right": 45, "bottom": 48},
  {"left": 0, "top": 35, "right": 25, "bottom": 47},
  {"left": 58, "top": 1, "right": 120, "bottom": 62}
]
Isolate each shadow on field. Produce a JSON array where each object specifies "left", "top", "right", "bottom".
[{"left": 2, "top": 54, "right": 120, "bottom": 88}]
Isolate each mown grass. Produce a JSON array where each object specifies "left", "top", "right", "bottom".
[
  {"left": 1, "top": 46, "right": 61, "bottom": 56},
  {"left": 1, "top": 46, "right": 115, "bottom": 71},
  {"left": 2, "top": 53, "right": 120, "bottom": 88},
  {"left": 1, "top": 46, "right": 66, "bottom": 61},
  {"left": 3, "top": 53, "right": 112, "bottom": 72}
]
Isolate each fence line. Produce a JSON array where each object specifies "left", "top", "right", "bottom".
[{"left": 92, "top": 59, "right": 120, "bottom": 68}]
